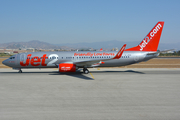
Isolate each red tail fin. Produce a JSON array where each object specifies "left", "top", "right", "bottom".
[{"left": 125, "top": 21, "right": 164, "bottom": 52}]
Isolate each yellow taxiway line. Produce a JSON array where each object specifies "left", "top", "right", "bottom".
[{"left": 90, "top": 73, "right": 94, "bottom": 79}]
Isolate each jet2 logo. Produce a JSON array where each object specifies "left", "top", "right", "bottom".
[
  {"left": 139, "top": 37, "right": 150, "bottom": 51},
  {"left": 20, "top": 54, "right": 47, "bottom": 66},
  {"left": 150, "top": 23, "right": 162, "bottom": 37},
  {"left": 20, "top": 54, "right": 59, "bottom": 67},
  {"left": 139, "top": 23, "right": 162, "bottom": 51}
]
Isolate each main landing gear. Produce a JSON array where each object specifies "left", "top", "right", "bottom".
[{"left": 83, "top": 68, "right": 89, "bottom": 74}]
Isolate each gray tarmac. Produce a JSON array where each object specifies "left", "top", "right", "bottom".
[{"left": 0, "top": 68, "right": 180, "bottom": 120}]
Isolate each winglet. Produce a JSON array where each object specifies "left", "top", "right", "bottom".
[{"left": 113, "top": 44, "right": 126, "bottom": 59}]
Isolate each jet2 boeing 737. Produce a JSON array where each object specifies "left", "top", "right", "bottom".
[{"left": 2, "top": 21, "right": 164, "bottom": 74}]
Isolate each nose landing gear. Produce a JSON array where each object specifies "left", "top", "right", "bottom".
[{"left": 18, "top": 69, "right": 22, "bottom": 73}]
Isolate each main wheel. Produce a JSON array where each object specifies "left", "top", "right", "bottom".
[{"left": 83, "top": 69, "right": 89, "bottom": 74}]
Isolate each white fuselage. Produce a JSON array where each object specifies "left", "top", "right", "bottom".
[{"left": 2, "top": 51, "right": 158, "bottom": 69}]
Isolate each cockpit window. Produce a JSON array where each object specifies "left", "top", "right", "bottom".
[{"left": 9, "top": 57, "right": 15, "bottom": 59}]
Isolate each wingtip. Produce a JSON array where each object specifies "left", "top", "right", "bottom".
[{"left": 113, "top": 44, "right": 126, "bottom": 59}]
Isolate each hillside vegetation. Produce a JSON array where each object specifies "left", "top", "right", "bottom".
[{"left": 159, "top": 51, "right": 180, "bottom": 56}]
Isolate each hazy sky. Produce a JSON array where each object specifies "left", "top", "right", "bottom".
[{"left": 0, "top": 0, "right": 180, "bottom": 44}]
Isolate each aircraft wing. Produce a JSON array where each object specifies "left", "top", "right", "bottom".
[{"left": 73, "top": 44, "right": 126, "bottom": 67}]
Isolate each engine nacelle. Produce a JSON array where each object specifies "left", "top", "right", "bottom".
[{"left": 59, "top": 63, "right": 76, "bottom": 72}]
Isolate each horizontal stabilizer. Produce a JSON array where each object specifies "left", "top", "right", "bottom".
[{"left": 147, "top": 49, "right": 175, "bottom": 55}]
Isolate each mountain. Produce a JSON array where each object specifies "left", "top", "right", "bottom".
[
  {"left": 0, "top": 40, "right": 179, "bottom": 50},
  {"left": 56, "top": 40, "right": 180, "bottom": 50},
  {"left": 158, "top": 42, "right": 180, "bottom": 50},
  {"left": 56, "top": 40, "right": 140, "bottom": 49},
  {"left": 0, "top": 40, "right": 61, "bottom": 49}
]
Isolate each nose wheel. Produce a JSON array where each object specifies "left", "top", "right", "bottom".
[
  {"left": 18, "top": 69, "right": 22, "bottom": 73},
  {"left": 83, "top": 68, "right": 89, "bottom": 74}
]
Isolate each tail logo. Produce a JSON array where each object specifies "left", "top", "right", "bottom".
[
  {"left": 150, "top": 23, "right": 162, "bottom": 38},
  {"left": 139, "top": 23, "right": 162, "bottom": 51},
  {"left": 139, "top": 37, "right": 150, "bottom": 51}
]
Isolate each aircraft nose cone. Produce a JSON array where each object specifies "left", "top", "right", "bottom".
[{"left": 2, "top": 59, "right": 7, "bottom": 65}]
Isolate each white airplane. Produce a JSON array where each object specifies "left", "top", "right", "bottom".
[{"left": 2, "top": 21, "right": 164, "bottom": 74}]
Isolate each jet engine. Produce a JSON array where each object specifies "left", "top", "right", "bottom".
[{"left": 59, "top": 63, "right": 76, "bottom": 72}]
